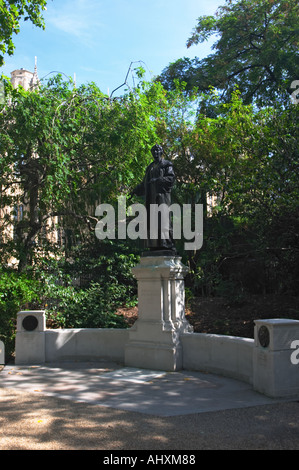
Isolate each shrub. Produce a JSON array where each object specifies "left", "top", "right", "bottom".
[
  {"left": 41, "top": 239, "right": 139, "bottom": 329},
  {"left": 0, "top": 268, "right": 41, "bottom": 360},
  {"left": 44, "top": 278, "right": 132, "bottom": 329}
]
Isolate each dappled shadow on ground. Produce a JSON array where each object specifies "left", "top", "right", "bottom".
[{"left": 1, "top": 385, "right": 299, "bottom": 450}]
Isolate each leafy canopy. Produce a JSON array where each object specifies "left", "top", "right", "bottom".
[
  {"left": 0, "top": 72, "right": 187, "bottom": 271},
  {"left": 159, "top": 0, "right": 299, "bottom": 105},
  {"left": 0, "top": 0, "right": 48, "bottom": 66}
]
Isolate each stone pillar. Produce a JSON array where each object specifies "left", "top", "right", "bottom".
[
  {"left": 15, "top": 311, "right": 46, "bottom": 364},
  {"left": 253, "top": 318, "right": 299, "bottom": 397},
  {"left": 125, "top": 256, "right": 193, "bottom": 371}
]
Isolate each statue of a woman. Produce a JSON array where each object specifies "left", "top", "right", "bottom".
[{"left": 131, "top": 144, "right": 176, "bottom": 252}]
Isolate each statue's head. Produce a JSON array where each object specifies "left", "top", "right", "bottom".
[{"left": 151, "top": 144, "right": 163, "bottom": 161}]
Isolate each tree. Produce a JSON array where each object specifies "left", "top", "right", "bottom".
[
  {"left": 175, "top": 88, "right": 299, "bottom": 295},
  {"left": 0, "top": 0, "right": 48, "bottom": 66},
  {"left": 159, "top": 0, "right": 299, "bottom": 105},
  {"left": 0, "top": 73, "right": 179, "bottom": 271}
]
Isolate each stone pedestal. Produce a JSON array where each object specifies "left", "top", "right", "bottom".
[
  {"left": 15, "top": 310, "right": 46, "bottom": 364},
  {"left": 253, "top": 319, "right": 299, "bottom": 397},
  {"left": 125, "top": 256, "right": 193, "bottom": 371}
]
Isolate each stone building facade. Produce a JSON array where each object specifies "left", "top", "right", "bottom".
[{"left": 10, "top": 57, "right": 39, "bottom": 91}]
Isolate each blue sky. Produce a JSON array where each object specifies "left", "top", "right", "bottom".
[{"left": 0, "top": 0, "right": 222, "bottom": 96}]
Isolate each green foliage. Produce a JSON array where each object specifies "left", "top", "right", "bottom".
[
  {"left": 45, "top": 281, "right": 130, "bottom": 329},
  {"left": 0, "top": 74, "right": 172, "bottom": 271},
  {"left": 180, "top": 90, "right": 299, "bottom": 297},
  {"left": 0, "top": 0, "right": 47, "bottom": 66},
  {"left": 0, "top": 268, "right": 41, "bottom": 359},
  {"left": 159, "top": 0, "right": 299, "bottom": 105},
  {"left": 39, "top": 238, "right": 139, "bottom": 329}
]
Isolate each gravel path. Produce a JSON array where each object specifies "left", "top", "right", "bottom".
[{"left": 1, "top": 386, "right": 299, "bottom": 450}]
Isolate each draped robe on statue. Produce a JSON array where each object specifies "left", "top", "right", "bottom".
[{"left": 133, "top": 157, "right": 176, "bottom": 251}]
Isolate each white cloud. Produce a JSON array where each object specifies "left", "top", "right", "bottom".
[{"left": 46, "top": 0, "right": 105, "bottom": 47}]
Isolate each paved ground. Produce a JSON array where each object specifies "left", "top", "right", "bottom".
[{"left": 1, "top": 362, "right": 299, "bottom": 451}]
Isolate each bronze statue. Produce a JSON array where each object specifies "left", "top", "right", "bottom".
[{"left": 131, "top": 144, "right": 176, "bottom": 253}]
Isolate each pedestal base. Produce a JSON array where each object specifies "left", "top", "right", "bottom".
[
  {"left": 253, "top": 319, "right": 299, "bottom": 397},
  {"left": 125, "top": 341, "right": 183, "bottom": 371},
  {"left": 124, "top": 255, "right": 192, "bottom": 371},
  {"left": 15, "top": 311, "right": 46, "bottom": 365}
]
